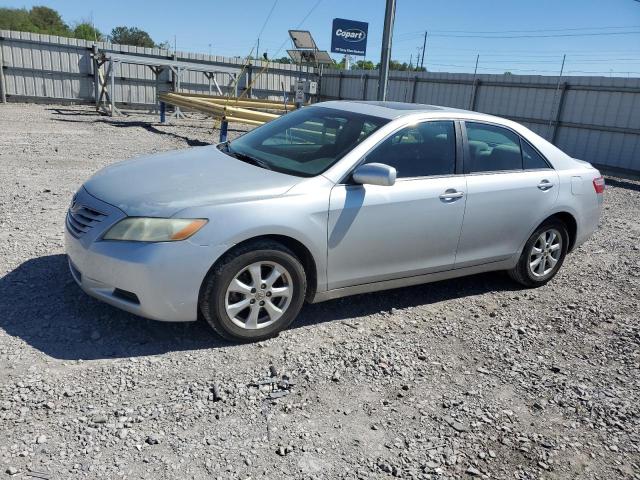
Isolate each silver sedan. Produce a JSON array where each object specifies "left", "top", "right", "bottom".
[{"left": 65, "top": 101, "right": 604, "bottom": 341}]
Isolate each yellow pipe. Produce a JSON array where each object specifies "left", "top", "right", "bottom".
[
  {"left": 164, "top": 93, "right": 279, "bottom": 123},
  {"left": 223, "top": 116, "right": 265, "bottom": 127},
  {"left": 160, "top": 93, "right": 277, "bottom": 124},
  {"left": 188, "top": 98, "right": 291, "bottom": 111},
  {"left": 175, "top": 92, "right": 293, "bottom": 106}
]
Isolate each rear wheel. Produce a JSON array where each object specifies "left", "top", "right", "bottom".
[
  {"left": 508, "top": 219, "right": 568, "bottom": 287},
  {"left": 200, "top": 241, "right": 306, "bottom": 341}
]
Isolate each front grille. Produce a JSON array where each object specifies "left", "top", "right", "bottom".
[{"left": 66, "top": 203, "right": 108, "bottom": 238}]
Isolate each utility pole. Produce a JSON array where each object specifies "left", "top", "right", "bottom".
[
  {"left": 420, "top": 31, "right": 427, "bottom": 69},
  {"left": 546, "top": 54, "right": 566, "bottom": 139},
  {"left": 377, "top": 0, "right": 397, "bottom": 101}
]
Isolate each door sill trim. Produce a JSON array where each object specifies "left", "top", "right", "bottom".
[{"left": 311, "top": 259, "right": 512, "bottom": 303}]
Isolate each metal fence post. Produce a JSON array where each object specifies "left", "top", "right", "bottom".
[
  {"left": 91, "top": 45, "right": 99, "bottom": 108},
  {"left": 109, "top": 59, "right": 116, "bottom": 116},
  {"left": 469, "top": 79, "right": 481, "bottom": 111},
  {"left": 0, "top": 39, "right": 6, "bottom": 103},
  {"left": 338, "top": 71, "right": 343, "bottom": 100},
  {"left": 219, "top": 120, "right": 229, "bottom": 142},
  {"left": 551, "top": 82, "right": 569, "bottom": 145},
  {"left": 160, "top": 101, "right": 166, "bottom": 123},
  {"left": 362, "top": 74, "right": 368, "bottom": 100},
  {"left": 411, "top": 75, "right": 419, "bottom": 103},
  {"left": 247, "top": 64, "right": 253, "bottom": 98}
]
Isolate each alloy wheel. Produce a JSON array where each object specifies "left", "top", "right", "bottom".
[
  {"left": 528, "top": 228, "right": 562, "bottom": 278},
  {"left": 224, "top": 261, "right": 293, "bottom": 330}
]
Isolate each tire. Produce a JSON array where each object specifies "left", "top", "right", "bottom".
[
  {"left": 508, "top": 219, "right": 569, "bottom": 288},
  {"left": 200, "top": 241, "right": 307, "bottom": 342}
]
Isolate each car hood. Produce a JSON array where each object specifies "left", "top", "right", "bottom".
[{"left": 83, "top": 146, "right": 301, "bottom": 217}]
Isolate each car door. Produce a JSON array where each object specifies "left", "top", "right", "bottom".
[
  {"left": 454, "top": 121, "right": 560, "bottom": 268},
  {"left": 327, "top": 120, "right": 467, "bottom": 290}
]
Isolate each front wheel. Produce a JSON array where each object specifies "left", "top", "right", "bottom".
[
  {"left": 508, "top": 220, "right": 568, "bottom": 288},
  {"left": 200, "top": 241, "right": 307, "bottom": 341}
]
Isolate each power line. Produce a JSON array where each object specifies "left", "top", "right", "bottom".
[
  {"left": 396, "top": 24, "right": 640, "bottom": 38},
  {"left": 396, "top": 30, "right": 640, "bottom": 41},
  {"left": 254, "top": 0, "right": 279, "bottom": 55}
]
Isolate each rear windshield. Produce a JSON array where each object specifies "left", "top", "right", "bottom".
[{"left": 226, "top": 106, "right": 389, "bottom": 177}]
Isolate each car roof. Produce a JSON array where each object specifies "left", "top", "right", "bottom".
[
  {"left": 316, "top": 100, "right": 483, "bottom": 120},
  {"left": 316, "top": 100, "right": 476, "bottom": 119}
]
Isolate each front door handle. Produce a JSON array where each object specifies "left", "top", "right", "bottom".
[
  {"left": 439, "top": 189, "right": 465, "bottom": 201},
  {"left": 537, "top": 180, "right": 554, "bottom": 191}
]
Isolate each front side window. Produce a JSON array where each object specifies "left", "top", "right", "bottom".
[
  {"left": 466, "top": 122, "right": 523, "bottom": 172},
  {"left": 225, "top": 107, "right": 388, "bottom": 177},
  {"left": 364, "top": 121, "right": 456, "bottom": 178}
]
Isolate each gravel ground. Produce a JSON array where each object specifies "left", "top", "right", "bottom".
[{"left": 0, "top": 103, "right": 639, "bottom": 480}]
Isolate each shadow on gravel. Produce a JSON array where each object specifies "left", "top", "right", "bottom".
[
  {"left": 1, "top": 254, "right": 518, "bottom": 361},
  {"left": 298, "top": 270, "right": 518, "bottom": 329},
  {"left": 51, "top": 118, "right": 213, "bottom": 147},
  {"left": 46, "top": 107, "right": 102, "bottom": 117},
  {"left": 604, "top": 177, "right": 640, "bottom": 192},
  {"left": 0, "top": 254, "right": 227, "bottom": 360}
]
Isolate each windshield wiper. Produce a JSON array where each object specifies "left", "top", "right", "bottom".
[{"left": 228, "top": 150, "right": 272, "bottom": 171}]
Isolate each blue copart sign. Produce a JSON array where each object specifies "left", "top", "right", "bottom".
[{"left": 331, "top": 18, "right": 368, "bottom": 56}]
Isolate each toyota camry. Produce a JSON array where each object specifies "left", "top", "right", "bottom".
[{"left": 65, "top": 101, "right": 604, "bottom": 341}]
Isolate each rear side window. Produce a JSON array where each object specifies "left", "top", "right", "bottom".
[
  {"left": 522, "top": 141, "right": 550, "bottom": 169},
  {"left": 466, "top": 122, "right": 522, "bottom": 172},
  {"left": 365, "top": 121, "right": 456, "bottom": 178}
]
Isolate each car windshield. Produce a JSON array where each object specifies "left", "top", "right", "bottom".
[{"left": 222, "top": 106, "right": 389, "bottom": 177}]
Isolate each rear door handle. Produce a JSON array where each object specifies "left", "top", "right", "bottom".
[
  {"left": 439, "top": 190, "right": 465, "bottom": 201},
  {"left": 537, "top": 180, "right": 554, "bottom": 191}
]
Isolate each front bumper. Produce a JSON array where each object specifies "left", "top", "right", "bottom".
[{"left": 64, "top": 188, "right": 228, "bottom": 322}]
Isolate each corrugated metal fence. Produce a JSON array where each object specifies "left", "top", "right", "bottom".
[
  {"left": 1, "top": 29, "right": 638, "bottom": 173},
  {"left": 0, "top": 29, "right": 313, "bottom": 106},
  {"left": 321, "top": 70, "right": 640, "bottom": 173}
]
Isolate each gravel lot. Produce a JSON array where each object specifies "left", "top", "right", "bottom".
[{"left": 0, "top": 103, "right": 639, "bottom": 480}]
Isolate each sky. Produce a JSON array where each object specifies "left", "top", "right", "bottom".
[{"left": 2, "top": 0, "right": 640, "bottom": 76}]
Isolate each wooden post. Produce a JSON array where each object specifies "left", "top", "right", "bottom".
[
  {"left": 0, "top": 39, "right": 7, "bottom": 104},
  {"left": 337, "top": 72, "right": 343, "bottom": 100},
  {"left": 551, "top": 82, "right": 569, "bottom": 145}
]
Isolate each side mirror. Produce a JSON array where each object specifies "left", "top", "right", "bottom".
[{"left": 352, "top": 163, "right": 397, "bottom": 187}]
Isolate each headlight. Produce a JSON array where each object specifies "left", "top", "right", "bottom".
[{"left": 103, "top": 218, "right": 208, "bottom": 242}]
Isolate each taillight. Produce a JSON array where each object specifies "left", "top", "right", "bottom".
[{"left": 593, "top": 176, "right": 605, "bottom": 194}]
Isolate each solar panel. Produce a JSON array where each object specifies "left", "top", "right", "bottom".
[
  {"left": 287, "top": 49, "right": 334, "bottom": 65},
  {"left": 288, "top": 30, "right": 317, "bottom": 50}
]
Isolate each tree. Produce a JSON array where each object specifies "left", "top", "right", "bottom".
[
  {"left": 0, "top": 6, "right": 70, "bottom": 35},
  {"left": 0, "top": 7, "right": 34, "bottom": 32},
  {"left": 28, "top": 6, "right": 69, "bottom": 35},
  {"left": 272, "top": 56, "right": 292, "bottom": 65},
  {"left": 353, "top": 60, "right": 375, "bottom": 70},
  {"left": 109, "top": 26, "right": 156, "bottom": 48},
  {"left": 72, "top": 22, "right": 103, "bottom": 42}
]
